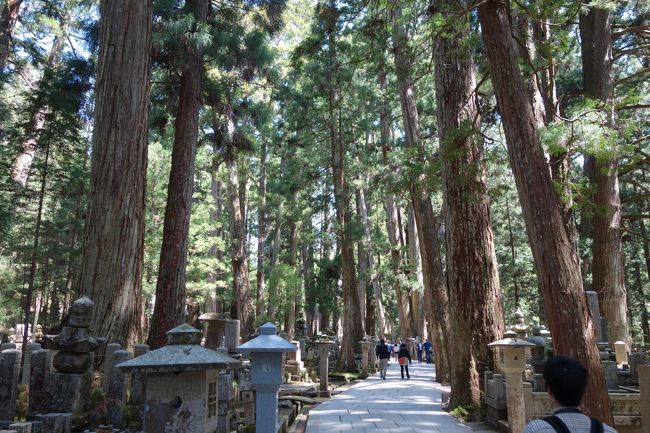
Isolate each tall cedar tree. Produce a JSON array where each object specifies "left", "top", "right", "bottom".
[
  {"left": 0, "top": 0, "right": 21, "bottom": 73},
  {"left": 432, "top": 0, "right": 505, "bottom": 410},
  {"left": 390, "top": 0, "right": 450, "bottom": 382},
  {"left": 477, "top": 0, "right": 612, "bottom": 423},
  {"left": 78, "top": 0, "right": 152, "bottom": 346},
  {"left": 579, "top": 4, "right": 629, "bottom": 347},
  {"left": 324, "top": 1, "right": 364, "bottom": 371},
  {"left": 147, "top": 0, "right": 210, "bottom": 349}
]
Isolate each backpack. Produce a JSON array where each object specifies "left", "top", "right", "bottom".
[{"left": 542, "top": 413, "right": 604, "bottom": 433}]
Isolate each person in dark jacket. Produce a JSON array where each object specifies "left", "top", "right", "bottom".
[
  {"left": 397, "top": 343, "right": 412, "bottom": 379},
  {"left": 376, "top": 339, "right": 390, "bottom": 379}
]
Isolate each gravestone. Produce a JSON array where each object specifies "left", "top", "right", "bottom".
[
  {"left": 107, "top": 350, "right": 130, "bottom": 401},
  {"left": 28, "top": 350, "right": 54, "bottom": 414},
  {"left": 20, "top": 343, "right": 42, "bottom": 386},
  {"left": 225, "top": 320, "right": 241, "bottom": 352},
  {"left": 101, "top": 343, "right": 122, "bottom": 394},
  {"left": 0, "top": 349, "right": 22, "bottom": 420},
  {"left": 41, "top": 296, "right": 103, "bottom": 421},
  {"left": 129, "top": 344, "right": 149, "bottom": 407}
]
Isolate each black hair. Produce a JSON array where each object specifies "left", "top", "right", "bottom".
[
  {"left": 544, "top": 356, "right": 588, "bottom": 407},
  {"left": 380, "top": 338, "right": 385, "bottom": 344},
  {"left": 400, "top": 343, "right": 406, "bottom": 348}
]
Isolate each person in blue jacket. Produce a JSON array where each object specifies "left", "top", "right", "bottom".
[{"left": 423, "top": 339, "right": 433, "bottom": 364}]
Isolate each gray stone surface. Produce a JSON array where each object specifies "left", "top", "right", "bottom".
[
  {"left": 21, "top": 343, "right": 42, "bottom": 386},
  {"left": 144, "top": 370, "right": 218, "bottom": 433},
  {"left": 225, "top": 320, "right": 241, "bottom": 351},
  {"left": 306, "top": 364, "right": 497, "bottom": 433},
  {"left": 38, "top": 414, "right": 71, "bottom": 433},
  {"left": 129, "top": 345, "right": 149, "bottom": 406},
  {"left": 603, "top": 360, "right": 618, "bottom": 390},
  {"left": 29, "top": 350, "right": 54, "bottom": 414},
  {"left": 0, "top": 349, "right": 21, "bottom": 421},
  {"left": 7, "top": 423, "right": 31, "bottom": 433},
  {"left": 41, "top": 372, "right": 92, "bottom": 415},
  {"left": 117, "top": 344, "right": 239, "bottom": 372},
  {"left": 101, "top": 343, "right": 122, "bottom": 395},
  {"left": 586, "top": 291, "right": 603, "bottom": 342},
  {"left": 107, "top": 350, "right": 130, "bottom": 401}
]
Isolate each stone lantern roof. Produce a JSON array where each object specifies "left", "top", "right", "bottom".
[
  {"left": 237, "top": 322, "right": 297, "bottom": 354},
  {"left": 488, "top": 338, "right": 536, "bottom": 348},
  {"left": 116, "top": 324, "right": 240, "bottom": 373}
]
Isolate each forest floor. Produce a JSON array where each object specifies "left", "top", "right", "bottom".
[{"left": 304, "top": 362, "right": 497, "bottom": 433}]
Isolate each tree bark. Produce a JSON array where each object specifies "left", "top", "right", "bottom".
[
  {"left": 357, "top": 187, "right": 386, "bottom": 336},
  {"left": 256, "top": 140, "right": 268, "bottom": 316},
  {"left": 207, "top": 156, "right": 225, "bottom": 298},
  {"left": 147, "top": 0, "right": 209, "bottom": 349},
  {"left": 391, "top": 0, "right": 450, "bottom": 382},
  {"left": 433, "top": 1, "right": 505, "bottom": 409},
  {"left": 0, "top": 0, "right": 20, "bottom": 73},
  {"left": 406, "top": 205, "right": 423, "bottom": 338},
  {"left": 221, "top": 108, "right": 255, "bottom": 339},
  {"left": 325, "top": 1, "right": 362, "bottom": 371},
  {"left": 478, "top": 0, "right": 612, "bottom": 423},
  {"left": 580, "top": 4, "right": 630, "bottom": 348},
  {"left": 78, "top": 0, "right": 152, "bottom": 347}
]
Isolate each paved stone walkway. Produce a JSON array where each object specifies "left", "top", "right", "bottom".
[{"left": 305, "top": 362, "right": 497, "bottom": 433}]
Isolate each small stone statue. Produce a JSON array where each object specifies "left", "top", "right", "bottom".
[
  {"left": 45, "top": 296, "right": 104, "bottom": 373},
  {"left": 33, "top": 324, "right": 45, "bottom": 344}
]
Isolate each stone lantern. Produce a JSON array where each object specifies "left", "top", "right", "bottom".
[
  {"left": 314, "top": 339, "right": 334, "bottom": 397},
  {"left": 199, "top": 312, "right": 229, "bottom": 350},
  {"left": 358, "top": 339, "right": 373, "bottom": 379},
  {"left": 488, "top": 337, "right": 535, "bottom": 433},
  {"left": 116, "top": 324, "right": 239, "bottom": 433},
  {"left": 237, "top": 322, "right": 297, "bottom": 433}
]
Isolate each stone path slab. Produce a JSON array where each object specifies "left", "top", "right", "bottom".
[{"left": 305, "top": 362, "right": 497, "bottom": 433}]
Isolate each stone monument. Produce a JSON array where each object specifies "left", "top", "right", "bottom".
[
  {"left": 40, "top": 296, "right": 104, "bottom": 419},
  {"left": 116, "top": 324, "right": 240, "bottom": 433},
  {"left": 315, "top": 340, "right": 333, "bottom": 397},
  {"left": 488, "top": 337, "right": 535, "bottom": 433},
  {"left": 237, "top": 322, "right": 297, "bottom": 433}
]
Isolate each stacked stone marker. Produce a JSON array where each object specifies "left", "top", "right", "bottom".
[{"left": 0, "top": 349, "right": 22, "bottom": 421}]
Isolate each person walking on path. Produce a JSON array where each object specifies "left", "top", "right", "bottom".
[
  {"left": 393, "top": 341, "right": 400, "bottom": 361},
  {"left": 524, "top": 356, "right": 616, "bottom": 433},
  {"left": 423, "top": 339, "right": 433, "bottom": 364},
  {"left": 376, "top": 338, "right": 390, "bottom": 379},
  {"left": 416, "top": 338, "right": 423, "bottom": 363},
  {"left": 397, "top": 343, "right": 412, "bottom": 379}
]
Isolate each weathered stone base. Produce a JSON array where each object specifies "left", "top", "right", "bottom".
[{"left": 41, "top": 372, "right": 92, "bottom": 416}]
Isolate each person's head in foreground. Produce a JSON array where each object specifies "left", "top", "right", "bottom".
[{"left": 544, "top": 355, "right": 587, "bottom": 407}]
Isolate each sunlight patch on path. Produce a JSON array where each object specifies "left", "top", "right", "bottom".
[{"left": 305, "top": 362, "right": 497, "bottom": 433}]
